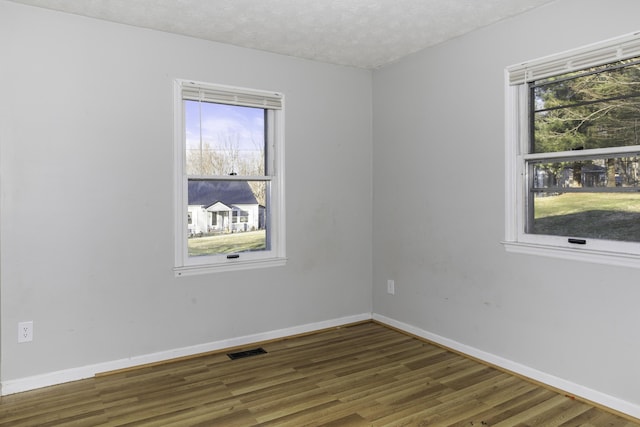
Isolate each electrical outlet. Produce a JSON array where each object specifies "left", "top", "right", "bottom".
[
  {"left": 18, "top": 321, "right": 33, "bottom": 343},
  {"left": 387, "top": 279, "right": 395, "bottom": 295}
]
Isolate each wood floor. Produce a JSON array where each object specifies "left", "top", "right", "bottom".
[{"left": 1, "top": 322, "right": 637, "bottom": 426}]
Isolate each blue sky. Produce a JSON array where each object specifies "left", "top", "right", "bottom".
[{"left": 185, "top": 100, "right": 265, "bottom": 156}]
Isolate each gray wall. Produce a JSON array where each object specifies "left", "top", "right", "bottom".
[
  {"left": 3, "top": 0, "right": 640, "bottom": 414},
  {"left": 373, "top": 0, "right": 640, "bottom": 408},
  {"left": 0, "top": 1, "right": 372, "bottom": 381}
]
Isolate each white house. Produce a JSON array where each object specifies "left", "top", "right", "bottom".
[{"left": 187, "top": 180, "right": 262, "bottom": 236}]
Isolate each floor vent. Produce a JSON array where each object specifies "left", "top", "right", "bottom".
[{"left": 227, "top": 347, "right": 267, "bottom": 360}]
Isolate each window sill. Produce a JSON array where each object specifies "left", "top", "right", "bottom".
[
  {"left": 174, "top": 257, "right": 287, "bottom": 277},
  {"left": 502, "top": 241, "right": 640, "bottom": 269}
]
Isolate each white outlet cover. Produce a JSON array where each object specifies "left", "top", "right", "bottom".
[
  {"left": 387, "top": 280, "right": 395, "bottom": 295},
  {"left": 18, "top": 321, "right": 33, "bottom": 343}
]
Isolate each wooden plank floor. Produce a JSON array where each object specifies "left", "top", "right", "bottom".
[{"left": 1, "top": 322, "right": 638, "bottom": 426}]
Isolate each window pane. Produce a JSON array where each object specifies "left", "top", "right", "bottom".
[
  {"left": 532, "top": 59, "right": 640, "bottom": 153},
  {"left": 187, "top": 180, "right": 269, "bottom": 256},
  {"left": 530, "top": 192, "right": 640, "bottom": 242},
  {"left": 529, "top": 156, "right": 640, "bottom": 241},
  {"left": 531, "top": 156, "right": 640, "bottom": 189},
  {"left": 185, "top": 100, "right": 265, "bottom": 176}
]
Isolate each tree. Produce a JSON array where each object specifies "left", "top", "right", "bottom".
[
  {"left": 533, "top": 60, "right": 640, "bottom": 187},
  {"left": 186, "top": 133, "right": 267, "bottom": 206}
]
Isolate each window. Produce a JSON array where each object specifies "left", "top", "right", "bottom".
[
  {"left": 174, "top": 80, "right": 286, "bottom": 275},
  {"left": 504, "top": 32, "right": 640, "bottom": 268}
]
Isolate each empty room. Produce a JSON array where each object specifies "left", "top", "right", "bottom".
[{"left": 1, "top": 0, "right": 640, "bottom": 425}]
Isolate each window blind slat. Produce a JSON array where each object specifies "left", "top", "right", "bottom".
[
  {"left": 508, "top": 31, "right": 640, "bottom": 85},
  {"left": 181, "top": 82, "right": 283, "bottom": 109}
]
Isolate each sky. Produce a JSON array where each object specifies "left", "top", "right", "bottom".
[{"left": 185, "top": 100, "right": 265, "bottom": 160}]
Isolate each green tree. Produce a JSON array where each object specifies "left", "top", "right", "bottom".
[{"left": 534, "top": 60, "right": 640, "bottom": 186}]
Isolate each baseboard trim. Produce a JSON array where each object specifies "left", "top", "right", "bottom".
[
  {"left": 1, "top": 313, "right": 372, "bottom": 396},
  {"left": 372, "top": 313, "right": 640, "bottom": 421},
  {"left": 6, "top": 310, "right": 638, "bottom": 421}
]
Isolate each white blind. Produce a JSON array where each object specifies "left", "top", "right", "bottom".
[
  {"left": 507, "top": 31, "right": 640, "bottom": 85},
  {"left": 181, "top": 81, "right": 283, "bottom": 109}
]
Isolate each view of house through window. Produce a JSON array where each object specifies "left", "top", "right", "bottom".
[
  {"left": 528, "top": 57, "right": 640, "bottom": 242},
  {"left": 185, "top": 100, "right": 269, "bottom": 256},
  {"left": 174, "top": 80, "right": 284, "bottom": 274}
]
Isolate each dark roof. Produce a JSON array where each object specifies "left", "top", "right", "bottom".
[
  {"left": 581, "top": 164, "right": 605, "bottom": 172},
  {"left": 188, "top": 180, "right": 258, "bottom": 206}
]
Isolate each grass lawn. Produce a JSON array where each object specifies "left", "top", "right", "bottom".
[
  {"left": 533, "top": 192, "right": 640, "bottom": 241},
  {"left": 188, "top": 230, "right": 266, "bottom": 256}
]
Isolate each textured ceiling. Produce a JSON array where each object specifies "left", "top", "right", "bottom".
[{"left": 8, "top": 0, "right": 555, "bottom": 69}]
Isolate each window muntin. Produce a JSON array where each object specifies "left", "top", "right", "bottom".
[
  {"left": 505, "top": 32, "right": 640, "bottom": 266},
  {"left": 174, "top": 81, "right": 285, "bottom": 275}
]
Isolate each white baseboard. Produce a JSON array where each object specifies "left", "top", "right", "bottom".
[
  {"left": 6, "top": 311, "right": 638, "bottom": 421},
  {"left": 1, "top": 313, "right": 372, "bottom": 396},
  {"left": 373, "top": 313, "right": 640, "bottom": 420}
]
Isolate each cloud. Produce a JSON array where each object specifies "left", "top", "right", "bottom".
[{"left": 185, "top": 101, "right": 264, "bottom": 152}]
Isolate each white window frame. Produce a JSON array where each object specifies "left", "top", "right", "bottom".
[
  {"left": 173, "top": 80, "right": 286, "bottom": 276},
  {"left": 503, "top": 31, "right": 640, "bottom": 268}
]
